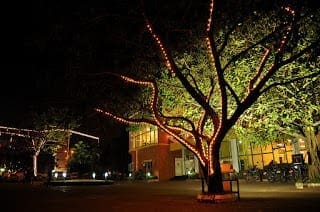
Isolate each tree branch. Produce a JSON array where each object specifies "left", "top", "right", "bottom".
[
  {"left": 142, "top": 2, "right": 220, "bottom": 135},
  {"left": 222, "top": 32, "right": 275, "bottom": 72},
  {"left": 95, "top": 108, "right": 156, "bottom": 126},
  {"left": 249, "top": 48, "right": 272, "bottom": 91},
  {"left": 278, "top": 38, "right": 320, "bottom": 68},
  {"left": 260, "top": 69, "right": 320, "bottom": 94},
  {"left": 225, "top": 80, "right": 241, "bottom": 106}
]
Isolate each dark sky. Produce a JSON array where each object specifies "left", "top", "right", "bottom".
[
  {"left": 1, "top": 0, "right": 198, "bottom": 126},
  {"left": 2, "top": 0, "right": 319, "bottom": 124},
  {"left": 1, "top": 1, "right": 131, "bottom": 125}
]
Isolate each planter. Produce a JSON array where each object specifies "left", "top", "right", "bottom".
[{"left": 197, "top": 193, "right": 239, "bottom": 203}]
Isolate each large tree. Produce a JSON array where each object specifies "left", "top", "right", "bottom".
[{"left": 94, "top": 0, "right": 319, "bottom": 194}]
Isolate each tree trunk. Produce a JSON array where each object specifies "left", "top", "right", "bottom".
[
  {"left": 304, "top": 127, "right": 320, "bottom": 181},
  {"left": 33, "top": 152, "right": 40, "bottom": 177},
  {"left": 308, "top": 163, "right": 320, "bottom": 180},
  {"left": 206, "top": 148, "right": 224, "bottom": 194}
]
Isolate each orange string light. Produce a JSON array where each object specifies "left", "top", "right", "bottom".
[
  {"left": 206, "top": 0, "right": 215, "bottom": 66},
  {"left": 206, "top": 0, "right": 214, "bottom": 33},
  {"left": 146, "top": 21, "right": 174, "bottom": 74}
]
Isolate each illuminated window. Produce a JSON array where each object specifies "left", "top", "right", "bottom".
[{"left": 129, "top": 126, "right": 158, "bottom": 149}]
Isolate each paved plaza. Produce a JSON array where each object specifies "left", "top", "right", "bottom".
[{"left": 1, "top": 180, "right": 320, "bottom": 212}]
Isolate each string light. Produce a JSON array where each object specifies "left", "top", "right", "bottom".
[
  {"left": 95, "top": 72, "right": 207, "bottom": 166},
  {"left": 208, "top": 141, "right": 214, "bottom": 174},
  {"left": 201, "top": 140, "right": 208, "bottom": 158},
  {"left": 145, "top": 21, "right": 174, "bottom": 74},
  {"left": 205, "top": 0, "right": 216, "bottom": 67},
  {"left": 95, "top": 108, "right": 148, "bottom": 126},
  {"left": 0, "top": 125, "right": 98, "bottom": 142},
  {"left": 276, "top": 6, "right": 296, "bottom": 54},
  {"left": 206, "top": 0, "right": 215, "bottom": 32},
  {"left": 207, "top": 121, "right": 222, "bottom": 174},
  {"left": 155, "top": 117, "right": 206, "bottom": 166},
  {"left": 284, "top": 6, "right": 296, "bottom": 15}
]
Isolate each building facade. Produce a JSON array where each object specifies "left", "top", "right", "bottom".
[
  {"left": 128, "top": 125, "right": 199, "bottom": 181},
  {"left": 128, "top": 125, "right": 315, "bottom": 181}
]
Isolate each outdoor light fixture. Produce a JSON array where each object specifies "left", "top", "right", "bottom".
[
  {"left": 147, "top": 172, "right": 151, "bottom": 177},
  {"left": 62, "top": 172, "right": 67, "bottom": 178},
  {"left": 129, "top": 173, "right": 132, "bottom": 177},
  {"left": 104, "top": 172, "right": 108, "bottom": 180},
  {"left": 54, "top": 172, "right": 58, "bottom": 178},
  {"left": 92, "top": 172, "right": 96, "bottom": 179}
]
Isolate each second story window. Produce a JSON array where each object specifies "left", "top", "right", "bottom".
[{"left": 129, "top": 126, "right": 158, "bottom": 149}]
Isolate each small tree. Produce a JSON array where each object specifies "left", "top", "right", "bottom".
[
  {"left": 31, "top": 107, "right": 80, "bottom": 177},
  {"left": 67, "top": 141, "right": 100, "bottom": 176}
]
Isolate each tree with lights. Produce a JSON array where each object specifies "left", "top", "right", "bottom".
[
  {"left": 30, "top": 107, "right": 80, "bottom": 177},
  {"left": 95, "top": 0, "right": 319, "bottom": 194},
  {"left": 0, "top": 124, "right": 69, "bottom": 177}
]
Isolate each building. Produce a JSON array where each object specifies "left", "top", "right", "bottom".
[
  {"left": 128, "top": 125, "right": 199, "bottom": 181},
  {"left": 128, "top": 125, "right": 313, "bottom": 181}
]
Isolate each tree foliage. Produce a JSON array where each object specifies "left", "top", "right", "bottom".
[
  {"left": 31, "top": 107, "right": 80, "bottom": 154},
  {"left": 67, "top": 141, "right": 100, "bottom": 174},
  {"left": 236, "top": 68, "right": 320, "bottom": 180}
]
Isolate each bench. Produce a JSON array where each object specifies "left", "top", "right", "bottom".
[{"left": 221, "top": 163, "right": 240, "bottom": 200}]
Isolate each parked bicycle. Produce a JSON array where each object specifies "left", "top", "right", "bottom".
[
  {"left": 264, "top": 164, "right": 282, "bottom": 182},
  {"left": 263, "top": 163, "right": 308, "bottom": 183},
  {"left": 243, "top": 166, "right": 263, "bottom": 182}
]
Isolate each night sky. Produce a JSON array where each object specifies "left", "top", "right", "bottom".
[
  {"left": 2, "top": 1, "right": 132, "bottom": 124},
  {"left": 1, "top": 0, "right": 204, "bottom": 125}
]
